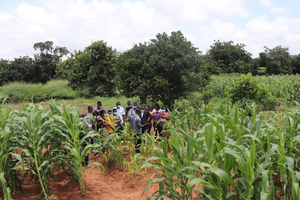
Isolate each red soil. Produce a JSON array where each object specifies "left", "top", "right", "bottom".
[{"left": 12, "top": 153, "right": 160, "bottom": 200}]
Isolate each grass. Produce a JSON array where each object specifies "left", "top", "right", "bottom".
[
  {"left": 63, "top": 96, "right": 140, "bottom": 114},
  {"left": 2, "top": 95, "right": 140, "bottom": 114},
  {"left": 0, "top": 80, "right": 76, "bottom": 103},
  {"left": 0, "top": 80, "right": 140, "bottom": 113}
]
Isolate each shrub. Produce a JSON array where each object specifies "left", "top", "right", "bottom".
[{"left": 226, "top": 73, "right": 278, "bottom": 110}]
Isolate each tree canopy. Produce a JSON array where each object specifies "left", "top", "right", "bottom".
[
  {"left": 264, "top": 45, "right": 291, "bottom": 75},
  {"left": 33, "top": 41, "right": 69, "bottom": 83},
  {"left": 117, "top": 31, "right": 210, "bottom": 107},
  {"left": 208, "top": 40, "right": 253, "bottom": 74},
  {"left": 56, "top": 40, "right": 117, "bottom": 97}
]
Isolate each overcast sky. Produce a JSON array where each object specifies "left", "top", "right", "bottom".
[{"left": 1, "top": 0, "right": 300, "bottom": 60}]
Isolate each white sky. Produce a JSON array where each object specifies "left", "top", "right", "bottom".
[{"left": 1, "top": 0, "right": 300, "bottom": 60}]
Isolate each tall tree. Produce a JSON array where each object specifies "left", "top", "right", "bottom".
[
  {"left": 264, "top": 45, "right": 291, "bottom": 75},
  {"left": 9, "top": 56, "right": 37, "bottom": 83},
  {"left": 117, "top": 31, "right": 210, "bottom": 107},
  {"left": 33, "top": 41, "right": 69, "bottom": 83},
  {"left": 57, "top": 40, "right": 117, "bottom": 97},
  {"left": 291, "top": 54, "right": 300, "bottom": 74},
  {"left": 0, "top": 59, "right": 10, "bottom": 86},
  {"left": 208, "top": 40, "right": 253, "bottom": 74}
]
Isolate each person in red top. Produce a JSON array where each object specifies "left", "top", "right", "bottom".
[
  {"left": 161, "top": 106, "right": 170, "bottom": 138},
  {"left": 161, "top": 106, "right": 169, "bottom": 119}
]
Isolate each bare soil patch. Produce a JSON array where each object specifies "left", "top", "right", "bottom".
[{"left": 12, "top": 152, "right": 159, "bottom": 200}]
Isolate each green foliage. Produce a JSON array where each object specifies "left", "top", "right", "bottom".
[
  {"left": 208, "top": 40, "right": 253, "bottom": 74},
  {"left": 225, "top": 73, "right": 278, "bottom": 110},
  {"left": 291, "top": 54, "right": 300, "bottom": 74},
  {"left": 0, "top": 80, "right": 76, "bottom": 103},
  {"left": 0, "top": 100, "right": 105, "bottom": 199},
  {"left": 264, "top": 45, "right": 291, "bottom": 75},
  {"left": 142, "top": 102, "right": 300, "bottom": 199},
  {"left": 0, "top": 41, "right": 69, "bottom": 86},
  {"left": 0, "top": 57, "right": 38, "bottom": 86},
  {"left": 117, "top": 30, "right": 210, "bottom": 107},
  {"left": 33, "top": 41, "right": 69, "bottom": 83},
  {"left": 57, "top": 40, "right": 117, "bottom": 97}
]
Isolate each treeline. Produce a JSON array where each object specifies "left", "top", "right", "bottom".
[
  {"left": 0, "top": 41, "right": 69, "bottom": 85},
  {"left": 1, "top": 31, "right": 300, "bottom": 105},
  {"left": 204, "top": 40, "right": 300, "bottom": 75}
]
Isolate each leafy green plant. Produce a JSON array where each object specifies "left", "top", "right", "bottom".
[
  {"left": 225, "top": 73, "right": 278, "bottom": 110},
  {"left": 13, "top": 103, "right": 55, "bottom": 199},
  {"left": 49, "top": 101, "right": 104, "bottom": 196},
  {"left": 0, "top": 106, "right": 25, "bottom": 200}
]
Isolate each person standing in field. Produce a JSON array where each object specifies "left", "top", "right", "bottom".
[
  {"left": 96, "top": 110, "right": 109, "bottom": 155},
  {"left": 84, "top": 106, "right": 93, "bottom": 131},
  {"left": 152, "top": 105, "right": 163, "bottom": 139},
  {"left": 112, "top": 108, "right": 122, "bottom": 131},
  {"left": 145, "top": 105, "right": 153, "bottom": 134},
  {"left": 152, "top": 103, "right": 162, "bottom": 113},
  {"left": 125, "top": 101, "right": 132, "bottom": 119},
  {"left": 114, "top": 101, "right": 126, "bottom": 127},
  {"left": 161, "top": 106, "right": 169, "bottom": 120},
  {"left": 131, "top": 108, "right": 148, "bottom": 153},
  {"left": 94, "top": 101, "right": 102, "bottom": 115},
  {"left": 140, "top": 105, "right": 153, "bottom": 134},
  {"left": 105, "top": 110, "right": 115, "bottom": 133},
  {"left": 79, "top": 106, "right": 93, "bottom": 165},
  {"left": 161, "top": 106, "right": 170, "bottom": 138},
  {"left": 128, "top": 102, "right": 138, "bottom": 121}
]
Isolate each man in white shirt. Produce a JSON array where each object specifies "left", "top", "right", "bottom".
[{"left": 114, "top": 101, "right": 126, "bottom": 126}]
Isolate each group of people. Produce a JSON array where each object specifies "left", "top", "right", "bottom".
[{"left": 80, "top": 100, "right": 170, "bottom": 164}]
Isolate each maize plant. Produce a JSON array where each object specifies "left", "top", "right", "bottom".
[
  {"left": 49, "top": 101, "right": 104, "bottom": 196},
  {"left": 0, "top": 105, "right": 26, "bottom": 200},
  {"left": 141, "top": 102, "right": 300, "bottom": 200},
  {"left": 12, "top": 103, "right": 59, "bottom": 199}
]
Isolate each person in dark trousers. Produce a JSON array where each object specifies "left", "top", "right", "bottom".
[
  {"left": 80, "top": 108, "right": 92, "bottom": 166},
  {"left": 125, "top": 101, "right": 132, "bottom": 119},
  {"left": 79, "top": 130, "right": 89, "bottom": 166},
  {"left": 152, "top": 105, "right": 163, "bottom": 139},
  {"left": 131, "top": 108, "right": 148, "bottom": 153},
  {"left": 145, "top": 105, "right": 153, "bottom": 134},
  {"left": 140, "top": 105, "right": 153, "bottom": 134}
]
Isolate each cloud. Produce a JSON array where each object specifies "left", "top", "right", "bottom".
[
  {"left": 196, "top": 14, "right": 300, "bottom": 57},
  {"left": 259, "top": 0, "right": 287, "bottom": 14},
  {"left": 0, "top": 0, "right": 299, "bottom": 60}
]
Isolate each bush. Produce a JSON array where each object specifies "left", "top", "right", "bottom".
[
  {"left": 202, "top": 90, "right": 213, "bottom": 104},
  {"left": 226, "top": 73, "right": 278, "bottom": 110}
]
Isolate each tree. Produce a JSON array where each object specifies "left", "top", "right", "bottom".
[
  {"left": 117, "top": 31, "right": 210, "bottom": 107},
  {"left": 291, "top": 54, "right": 300, "bottom": 74},
  {"left": 251, "top": 57, "right": 260, "bottom": 75},
  {"left": 264, "top": 46, "right": 291, "bottom": 75},
  {"left": 0, "top": 59, "right": 10, "bottom": 86},
  {"left": 259, "top": 52, "right": 268, "bottom": 68},
  {"left": 208, "top": 40, "right": 253, "bottom": 74},
  {"left": 57, "top": 40, "right": 117, "bottom": 97},
  {"left": 9, "top": 56, "right": 37, "bottom": 83},
  {"left": 33, "top": 41, "right": 69, "bottom": 83},
  {"left": 0, "top": 56, "right": 39, "bottom": 86}
]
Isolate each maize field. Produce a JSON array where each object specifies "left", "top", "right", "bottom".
[
  {"left": 1, "top": 74, "right": 300, "bottom": 200},
  {"left": 203, "top": 74, "right": 300, "bottom": 105}
]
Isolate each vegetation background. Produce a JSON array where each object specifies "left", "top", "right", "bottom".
[{"left": 1, "top": 30, "right": 300, "bottom": 109}]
